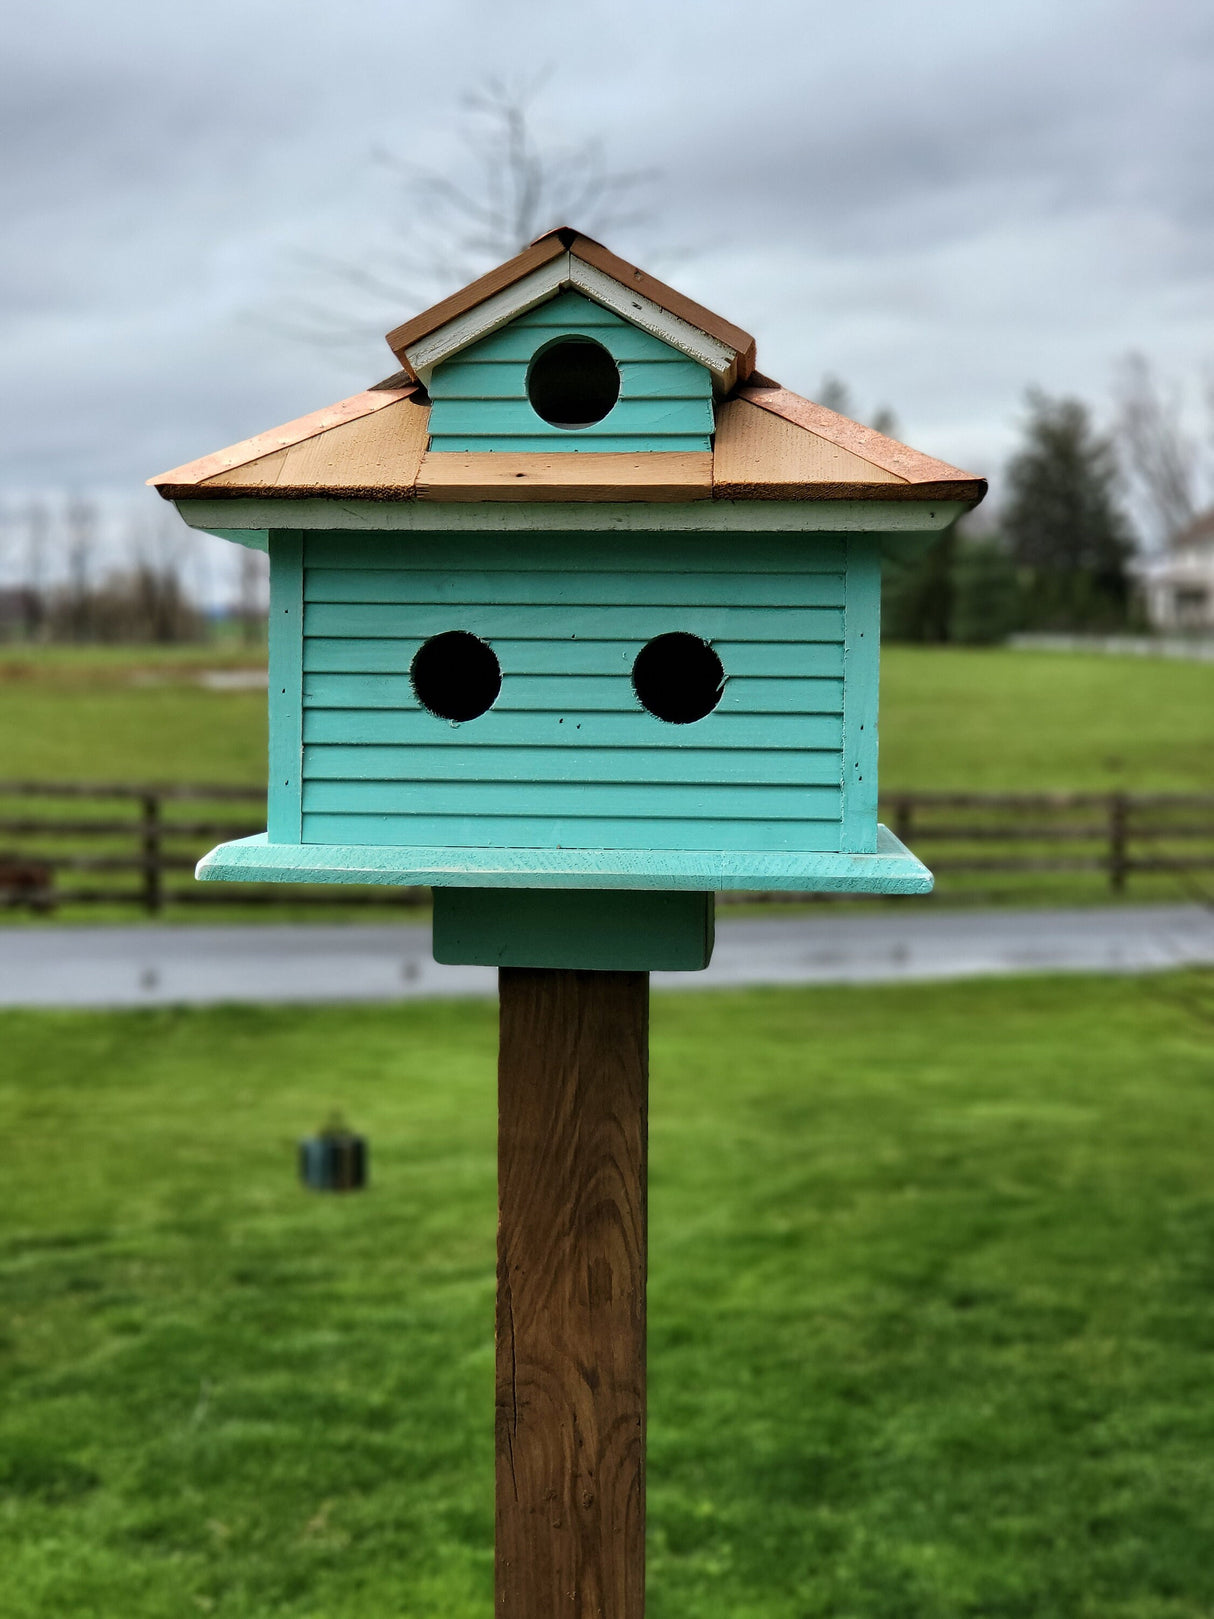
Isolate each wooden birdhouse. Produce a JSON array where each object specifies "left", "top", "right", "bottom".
[
  {"left": 151, "top": 227, "right": 985, "bottom": 971},
  {"left": 152, "top": 226, "right": 988, "bottom": 1619}
]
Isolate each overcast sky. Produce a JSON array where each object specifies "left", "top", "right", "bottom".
[{"left": 4, "top": 0, "right": 1213, "bottom": 510}]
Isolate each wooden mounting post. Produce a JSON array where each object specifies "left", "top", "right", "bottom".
[{"left": 496, "top": 967, "right": 649, "bottom": 1619}]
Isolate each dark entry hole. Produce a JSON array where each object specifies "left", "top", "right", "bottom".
[
  {"left": 410, "top": 631, "right": 501, "bottom": 722},
  {"left": 527, "top": 337, "right": 621, "bottom": 429},
  {"left": 632, "top": 633, "right": 724, "bottom": 724}
]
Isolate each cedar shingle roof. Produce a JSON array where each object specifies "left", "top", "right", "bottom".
[
  {"left": 152, "top": 384, "right": 984, "bottom": 505},
  {"left": 149, "top": 234, "right": 986, "bottom": 507}
]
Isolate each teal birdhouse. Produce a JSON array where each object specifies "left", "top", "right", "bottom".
[{"left": 152, "top": 227, "right": 985, "bottom": 971}]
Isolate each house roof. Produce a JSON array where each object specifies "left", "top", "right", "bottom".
[
  {"left": 149, "top": 232, "right": 986, "bottom": 507},
  {"left": 1171, "top": 508, "right": 1214, "bottom": 550}
]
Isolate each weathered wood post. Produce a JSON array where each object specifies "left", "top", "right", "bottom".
[
  {"left": 497, "top": 969, "right": 648, "bottom": 1619},
  {"left": 158, "top": 225, "right": 983, "bottom": 1614}
]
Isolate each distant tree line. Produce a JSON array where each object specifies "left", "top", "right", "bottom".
[
  {"left": 884, "top": 388, "right": 1138, "bottom": 645},
  {"left": 0, "top": 497, "right": 267, "bottom": 647},
  {"left": 879, "top": 360, "right": 1214, "bottom": 644}
]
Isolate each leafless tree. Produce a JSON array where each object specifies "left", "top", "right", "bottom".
[
  {"left": 25, "top": 500, "right": 49, "bottom": 613},
  {"left": 47, "top": 564, "right": 203, "bottom": 646},
  {"left": 236, "top": 547, "right": 269, "bottom": 646},
  {"left": 124, "top": 506, "right": 203, "bottom": 643},
  {"left": 1113, "top": 352, "right": 1208, "bottom": 548},
  {"left": 280, "top": 76, "right": 659, "bottom": 355},
  {"left": 60, "top": 495, "right": 99, "bottom": 642}
]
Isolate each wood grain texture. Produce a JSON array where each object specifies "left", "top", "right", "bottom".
[
  {"left": 148, "top": 386, "right": 418, "bottom": 492},
  {"left": 416, "top": 452, "right": 713, "bottom": 502},
  {"left": 192, "top": 397, "right": 429, "bottom": 499},
  {"left": 496, "top": 967, "right": 648, "bottom": 1619},
  {"left": 274, "top": 396, "right": 428, "bottom": 493},
  {"left": 738, "top": 381, "right": 987, "bottom": 500},
  {"left": 714, "top": 398, "right": 904, "bottom": 497},
  {"left": 199, "top": 448, "right": 289, "bottom": 491}
]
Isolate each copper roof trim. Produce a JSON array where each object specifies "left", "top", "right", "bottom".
[{"left": 740, "top": 381, "right": 984, "bottom": 489}]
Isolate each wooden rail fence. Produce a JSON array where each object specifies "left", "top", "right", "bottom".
[{"left": 0, "top": 783, "right": 1211, "bottom": 914}]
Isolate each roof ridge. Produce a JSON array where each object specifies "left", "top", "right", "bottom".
[{"left": 384, "top": 230, "right": 756, "bottom": 383}]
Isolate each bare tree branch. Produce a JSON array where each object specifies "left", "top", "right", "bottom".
[
  {"left": 1113, "top": 352, "right": 1201, "bottom": 547},
  {"left": 271, "top": 76, "right": 661, "bottom": 359}
]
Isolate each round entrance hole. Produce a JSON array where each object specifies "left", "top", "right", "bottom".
[
  {"left": 632, "top": 633, "right": 725, "bottom": 724},
  {"left": 526, "top": 337, "right": 620, "bottom": 429},
  {"left": 410, "top": 631, "right": 501, "bottom": 722}
]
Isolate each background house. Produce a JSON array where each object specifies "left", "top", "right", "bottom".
[{"left": 1139, "top": 510, "right": 1214, "bottom": 632}]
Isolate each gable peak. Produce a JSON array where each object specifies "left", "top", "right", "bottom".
[{"left": 385, "top": 229, "right": 756, "bottom": 393}]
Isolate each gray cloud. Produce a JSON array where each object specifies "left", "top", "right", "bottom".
[{"left": 1, "top": 0, "right": 1212, "bottom": 500}]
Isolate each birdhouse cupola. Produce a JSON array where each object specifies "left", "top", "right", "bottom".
[{"left": 150, "top": 226, "right": 985, "bottom": 970}]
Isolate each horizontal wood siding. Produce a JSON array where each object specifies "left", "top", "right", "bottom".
[
  {"left": 303, "top": 672, "right": 843, "bottom": 715},
  {"left": 304, "top": 637, "right": 845, "bottom": 680},
  {"left": 305, "top": 569, "right": 845, "bottom": 608},
  {"left": 427, "top": 290, "right": 714, "bottom": 453},
  {"left": 304, "top": 533, "right": 848, "bottom": 573},
  {"left": 302, "top": 708, "right": 842, "bottom": 751},
  {"left": 302, "top": 744, "right": 843, "bottom": 785},
  {"left": 306, "top": 602, "right": 843, "bottom": 642},
  {"left": 300, "top": 530, "right": 848, "bottom": 853}
]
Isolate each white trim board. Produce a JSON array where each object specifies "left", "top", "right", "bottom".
[
  {"left": 405, "top": 251, "right": 740, "bottom": 390},
  {"left": 406, "top": 258, "right": 569, "bottom": 382},
  {"left": 176, "top": 498, "right": 967, "bottom": 540}
]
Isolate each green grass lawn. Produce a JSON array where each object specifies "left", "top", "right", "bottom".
[
  {"left": 3, "top": 974, "right": 1213, "bottom": 1616},
  {"left": 0, "top": 649, "right": 267, "bottom": 784},
  {"left": 880, "top": 647, "right": 1214, "bottom": 792}
]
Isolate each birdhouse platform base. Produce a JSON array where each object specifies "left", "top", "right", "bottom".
[{"left": 194, "top": 824, "right": 932, "bottom": 895}]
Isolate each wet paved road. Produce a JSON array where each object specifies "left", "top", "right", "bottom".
[{"left": 0, "top": 904, "right": 1211, "bottom": 1008}]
